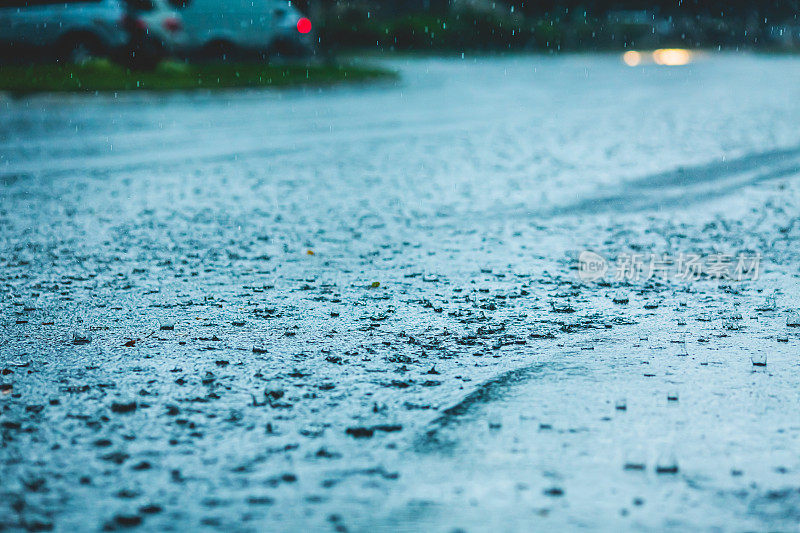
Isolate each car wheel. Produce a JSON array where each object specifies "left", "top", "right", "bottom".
[
  {"left": 266, "top": 38, "right": 311, "bottom": 62},
  {"left": 57, "top": 33, "right": 105, "bottom": 64},
  {"left": 266, "top": 38, "right": 291, "bottom": 61},
  {"left": 202, "top": 40, "right": 236, "bottom": 63},
  {"left": 124, "top": 37, "right": 164, "bottom": 71}
]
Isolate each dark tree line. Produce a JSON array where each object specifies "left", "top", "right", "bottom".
[
  {"left": 296, "top": 0, "right": 799, "bottom": 20},
  {"left": 506, "top": 0, "right": 799, "bottom": 19},
  {"left": 297, "top": 0, "right": 800, "bottom": 52}
]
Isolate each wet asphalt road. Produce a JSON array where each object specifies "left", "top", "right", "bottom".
[{"left": 2, "top": 54, "right": 800, "bottom": 531}]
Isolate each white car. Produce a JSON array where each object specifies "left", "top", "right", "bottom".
[
  {"left": 0, "top": 0, "right": 185, "bottom": 65},
  {"left": 0, "top": 0, "right": 128, "bottom": 63},
  {"left": 172, "top": 0, "right": 314, "bottom": 59}
]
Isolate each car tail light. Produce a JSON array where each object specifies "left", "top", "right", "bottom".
[
  {"left": 163, "top": 17, "right": 182, "bottom": 33},
  {"left": 297, "top": 17, "right": 311, "bottom": 34}
]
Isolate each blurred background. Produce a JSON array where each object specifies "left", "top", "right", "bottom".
[
  {"left": 309, "top": 0, "right": 800, "bottom": 53},
  {"left": 2, "top": 0, "right": 798, "bottom": 90},
  {"left": 2, "top": 0, "right": 800, "bottom": 73}
]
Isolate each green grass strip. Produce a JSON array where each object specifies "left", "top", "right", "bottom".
[{"left": 0, "top": 59, "right": 398, "bottom": 93}]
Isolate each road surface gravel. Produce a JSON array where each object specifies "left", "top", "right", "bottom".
[{"left": 2, "top": 54, "right": 800, "bottom": 531}]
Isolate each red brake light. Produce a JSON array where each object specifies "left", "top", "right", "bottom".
[
  {"left": 297, "top": 17, "right": 311, "bottom": 34},
  {"left": 163, "top": 17, "right": 182, "bottom": 33}
]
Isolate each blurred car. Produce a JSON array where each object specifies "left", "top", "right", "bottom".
[
  {"left": 0, "top": 0, "right": 129, "bottom": 63},
  {"left": 0, "top": 0, "right": 185, "bottom": 66},
  {"left": 171, "top": 0, "right": 314, "bottom": 60}
]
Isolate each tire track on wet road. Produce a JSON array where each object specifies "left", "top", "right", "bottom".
[{"left": 543, "top": 144, "right": 800, "bottom": 217}]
